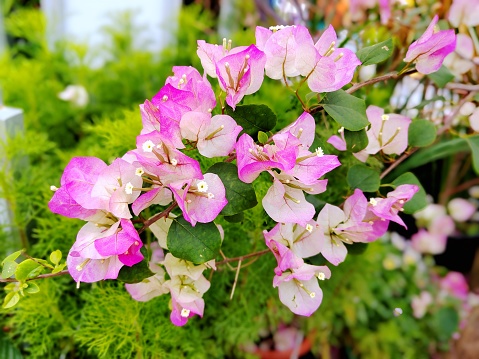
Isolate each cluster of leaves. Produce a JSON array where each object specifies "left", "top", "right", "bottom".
[{"left": 1, "top": 250, "right": 65, "bottom": 308}]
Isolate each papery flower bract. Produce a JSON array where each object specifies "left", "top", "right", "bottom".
[
  {"left": 134, "top": 131, "right": 203, "bottom": 185},
  {"left": 169, "top": 173, "right": 227, "bottom": 226},
  {"left": 67, "top": 247, "right": 124, "bottom": 283},
  {"left": 440, "top": 272, "right": 469, "bottom": 300},
  {"left": 264, "top": 221, "right": 323, "bottom": 259},
  {"left": 403, "top": 15, "right": 456, "bottom": 75},
  {"left": 369, "top": 184, "right": 419, "bottom": 227},
  {"left": 448, "top": 0, "right": 479, "bottom": 28},
  {"left": 443, "top": 34, "right": 475, "bottom": 77},
  {"left": 197, "top": 115, "right": 242, "bottom": 157},
  {"left": 255, "top": 25, "right": 313, "bottom": 80},
  {"left": 262, "top": 176, "right": 316, "bottom": 226},
  {"left": 125, "top": 243, "right": 169, "bottom": 302},
  {"left": 91, "top": 158, "right": 143, "bottom": 219},
  {"left": 411, "top": 291, "right": 433, "bottom": 318},
  {"left": 215, "top": 44, "right": 266, "bottom": 109},
  {"left": 140, "top": 99, "right": 184, "bottom": 149},
  {"left": 236, "top": 133, "right": 297, "bottom": 183},
  {"left": 296, "top": 25, "right": 361, "bottom": 93},
  {"left": 286, "top": 148, "right": 341, "bottom": 185},
  {"left": 273, "top": 262, "right": 331, "bottom": 316},
  {"left": 49, "top": 156, "right": 107, "bottom": 218},
  {"left": 278, "top": 112, "right": 316, "bottom": 150},
  {"left": 448, "top": 198, "right": 476, "bottom": 222},
  {"left": 132, "top": 186, "right": 173, "bottom": 216},
  {"left": 317, "top": 189, "right": 374, "bottom": 265},
  {"left": 349, "top": 0, "right": 392, "bottom": 25},
  {"left": 411, "top": 228, "right": 447, "bottom": 255},
  {"left": 354, "top": 106, "right": 411, "bottom": 161}
]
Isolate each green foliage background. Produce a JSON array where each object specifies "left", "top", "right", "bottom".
[{"left": 0, "top": 3, "right": 459, "bottom": 358}]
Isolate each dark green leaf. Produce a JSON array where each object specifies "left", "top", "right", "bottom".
[
  {"left": 344, "top": 128, "right": 369, "bottom": 152},
  {"left": 14, "top": 259, "right": 44, "bottom": 281},
  {"left": 432, "top": 307, "right": 459, "bottom": 341},
  {"left": 225, "top": 104, "right": 277, "bottom": 139},
  {"left": 223, "top": 212, "right": 244, "bottom": 223},
  {"left": 0, "top": 330, "right": 23, "bottom": 359},
  {"left": 427, "top": 65, "right": 454, "bottom": 88},
  {"left": 391, "top": 172, "right": 427, "bottom": 214},
  {"left": 356, "top": 38, "right": 394, "bottom": 66},
  {"left": 321, "top": 90, "right": 369, "bottom": 131},
  {"left": 348, "top": 243, "right": 369, "bottom": 255},
  {"left": 347, "top": 164, "right": 380, "bottom": 192},
  {"left": 466, "top": 135, "right": 479, "bottom": 174},
  {"left": 117, "top": 260, "right": 154, "bottom": 284},
  {"left": 207, "top": 162, "right": 257, "bottom": 216},
  {"left": 408, "top": 119, "right": 437, "bottom": 147},
  {"left": 167, "top": 217, "right": 221, "bottom": 264}
]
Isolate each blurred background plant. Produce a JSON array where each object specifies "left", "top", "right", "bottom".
[{"left": 0, "top": 0, "right": 478, "bottom": 358}]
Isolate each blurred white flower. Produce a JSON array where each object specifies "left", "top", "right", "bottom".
[
  {"left": 58, "top": 85, "right": 89, "bottom": 107},
  {"left": 448, "top": 198, "right": 476, "bottom": 222}
]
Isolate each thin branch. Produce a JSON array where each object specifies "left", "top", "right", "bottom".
[
  {"left": 138, "top": 202, "right": 177, "bottom": 234},
  {"left": 216, "top": 248, "right": 270, "bottom": 266},
  {"left": 446, "top": 83, "right": 479, "bottom": 92},
  {"left": 380, "top": 148, "right": 418, "bottom": 180},
  {"left": 229, "top": 259, "right": 242, "bottom": 300},
  {"left": 0, "top": 270, "right": 70, "bottom": 283},
  {"left": 438, "top": 91, "right": 478, "bottom": 135},
  {"left": 346, "top": 68, "right": 417, "bottom": 95}
]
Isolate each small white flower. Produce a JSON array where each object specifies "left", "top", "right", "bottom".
[
  {"left": 317, "top": 272, "right": 325, "bottom": 280},
  {"left": 125, "top": 182, "right": 134, "bottom": 195},
  {"left": 50, "top": 185, "right": 59, "bottom": 192},
  {"left": 58, "top": 85, "right": 89, "bottom": 107},
  {"left": 315, "top": 147, "right": 324, "bottom": 157},
  {"left": 142, "top": 140, "right": 155, "bottom": 152},
  {"left": 369, "top": 198, "right": 378, "bottom": 206},
  {"left": 170, "top": 159, "right": 178, "bottom": 166},
  {"left": 197, "top": 181, "right": 208, "bottom": 192},
  {"left": 305, "top": 224, "right": 313, "bottom": 233},
  {"left": 135, "top": 167, "right": 144, "bottom": 176},
  {"left": 181, "top": 308, "right": 190, "bottom": 318}
]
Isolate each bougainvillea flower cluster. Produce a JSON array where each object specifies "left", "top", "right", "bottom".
[{"left": 48, "top": 16, "right": 449, "bottom": 325}]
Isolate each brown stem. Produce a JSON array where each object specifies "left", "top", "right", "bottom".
[
  {"left": 0, "top": 270, "right": 70, "bottom": 283},
  {"left": 379, "top": 147, "right": 418, "bottom": 180},
  {"left": 438, "top": 91, "right": 478, "bottom": 135},
  {"left": 138, "top": 202, "right": 178, "bottom": 234},
  {"left": 446, "top": 83, "right": 479, "bottom": 92},
  {"left": 442, "top": 177, "right": 479, "bottom": 199},
  {"left": 346, "top": 68, "right": 417, "bottom": 95},
  {"left": 216, "top": 248, "right": 270, "bottom": 266}
]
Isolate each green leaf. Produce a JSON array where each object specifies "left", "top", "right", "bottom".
[
  {"left": 257, "top": 131, "right": 268, "bottom": 144},
  {"left": 414, "top": 95, "right": 446, "bottom": 110},
  {"left": 347, "top": 164, "right": 380, "bottom": 192},
  {"left": 0, "top": 330, "right": 23, "bottom": 359},
  {"left": 223, "top": 212, "right": 244, "bottom": 223},
  {"left": 207, "top": 162, "right": 257, "bottom": 216},
  {"left": 356, "top": 38, "right": 394, "bottom": 66},
  {"left": 1, "top": 250, "right": 22, "bottom": 266},
  {"left": 2, "top": 292, "right": 20, "bottom": 309},
  {"left": 344, "top": 128, "right": 369, "bottom": 152},
  {"left": 427, "top": 65, "right": 454, "bottom": 88},
  {"left": 387, "top": 138, "right": 469, "bottom": 179},
  {"left": 321, "top": 90, "right": 369, "bottom": 131},
  {"left": 466, "top": 135, "right": 479, "bottom": 174},
  {"left": 24, "top": 282, "right": 40, "bottom": 294},
  {"left": 391, "top": 172, "right": 427, "bottom": 214},
  {"left": 167, "top": 217, "right": 221, "bottom": 264},
  {"left": 52, "top": 263, "right": 66, "bottom": 274},
  {"left": 117, "top": 260, "right": 154, "bottom": 284},
  {"left": 1, "top": 261, "right": 17, "bottom": 279},
  {"left": 408, "top": 119, "right": 437, "bottom": 147},
  {"left": 14, "top": 259, "right": 44, "bottom": 281},
  {"left": 432, "top": 307, "right": 459, "bottom": 341},
  {"left": 225, "top": 104, "right": 277, "bottom": 139},
  {"left": 49, "top": 250, "right": 62, "bottom": 265}
]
